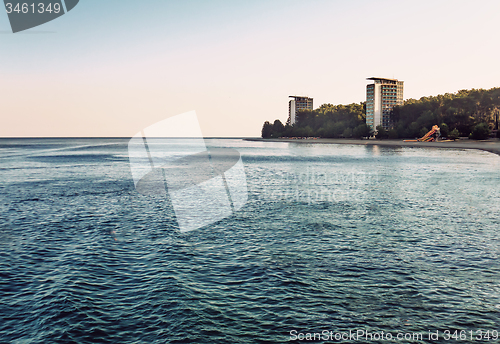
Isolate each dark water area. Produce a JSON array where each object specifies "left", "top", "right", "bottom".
[{"left": 1, "top": 138, "right": 499, "bottom": 343}]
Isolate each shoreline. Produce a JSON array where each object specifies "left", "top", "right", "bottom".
[{"left": 245, "top": 138, "right": 500, "bottom": 156}]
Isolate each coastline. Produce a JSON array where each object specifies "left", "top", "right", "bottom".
[{"left": 245, "top": 137, "right": 500, "bottom": 156}]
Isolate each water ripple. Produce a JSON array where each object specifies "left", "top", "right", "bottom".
[{"left": 1, "top": 139, "right": 499, "bottom": 343}]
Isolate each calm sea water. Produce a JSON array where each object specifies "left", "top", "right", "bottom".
[{"left": 1, "top": 138, "right": 499, "bottom": 343}]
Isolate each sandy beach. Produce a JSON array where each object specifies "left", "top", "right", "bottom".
[{"left": 245, "top": 138, "right": 500, "bottom": 156}]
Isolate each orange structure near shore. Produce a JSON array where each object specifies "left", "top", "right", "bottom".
[{"left": 404, "top": 125, "right": 440, "bottom": 142}]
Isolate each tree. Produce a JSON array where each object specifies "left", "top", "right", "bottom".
[
  {"left": 272, "top": 119, "right": 285, "bottom": 137},
  {"left": 388, "top": 129, "right": 398, "bottom": 139},
  {"left": 439, "top": 123, "right": 449, "bottom": 138},
  {"left": 283, "top": 124, "right": 293, "bottom": 137},
  {"left": 352, "top": 124, "right": 371, "bottom": 139},
  {"left": 342, "top": 127, "right": 353, "bottom": 138},
  {"left": 419, "top": 127, "right": 429, "bottom": 138},
  {"left": 261, "top": 121, "right": 273, "bottom": 138},
  {"left": 407, "top": 122, "right": 421, "bottom": 138},
  {"left": 448, "top": 128, "right": 460, "bottom": 140},
  {"left": 303, "top": 126, "right": 314, "bottom": 137},
  {"left": 470, "top": 123, "right": 490, "bottom": 140},
  {"left": 375, "top": 125, "right": 388, "bottom": 139},
  {"left": 388, "top": 87, "right": 500, "bottom": 138}
]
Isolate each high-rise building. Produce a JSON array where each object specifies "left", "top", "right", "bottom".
[
  {"left": 288, "top": 96, "right": 313, "bottom": 125},
  {"left": 365, "top": 77, "right": 404, "bottom": 131}
]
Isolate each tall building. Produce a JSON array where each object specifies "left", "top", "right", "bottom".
[
  {"left": 288, "top": 96, "right": 313, "bottom": 125},
  {"left": 365, "top": 77, "right": 404, "bottom": 131}
]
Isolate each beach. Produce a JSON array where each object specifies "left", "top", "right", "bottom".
[{"left": 245, "top": 138, "right": 500, "bottom": 156}]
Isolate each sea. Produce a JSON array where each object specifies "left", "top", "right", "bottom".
[{"left": 1, "top": 138, "right": 499, "bottom": 343}]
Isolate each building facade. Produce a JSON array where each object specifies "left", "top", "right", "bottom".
[
  {"left": 365, "top": 77, "right": 404, "bottom": 131},
  {"left": 288, "top": 96, "right": 313, "bottom": 125}
]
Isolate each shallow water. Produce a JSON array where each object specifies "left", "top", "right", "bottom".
[{"left": 1, "top": 138, "right": 499, "bottom": 343}]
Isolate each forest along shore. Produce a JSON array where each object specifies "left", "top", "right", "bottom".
[{"left": 244, "top": 138, "right": 500, "bottom": 156}]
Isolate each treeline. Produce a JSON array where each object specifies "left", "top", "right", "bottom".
[
  {"left": 262, "top": 87, "right": 500, "bottom": 139},
  {"left": 391, "top": 87, "right": 500, "bottom": 139},
  {"left": 262, "top": 103, "right": 372, "bottom": 139}
]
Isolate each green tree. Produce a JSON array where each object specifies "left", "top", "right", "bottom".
[
  {"left": 390, "top": 87, "right": 500, "bottom": 138},
  {"left": 375, "top": 126, "right": 388, "bottom": 139},
  {"left": 303, "top": 126, "right": 314, "bottom": 137},
  {"left": 448, "top": 128, "right": 460, "bottom": 140},
  {"left": 282, "top": 124, "right": 293, "bottom": 137},
  {"left": 407, "top": 122, "right": 420, "bottom": 138},
  {"left": 419, "top": 127, "right": 429, "bottom": 138},
  {"left": 470, "top": 123, "right": 490, "bottom": 140},
  {"left": 342, "top": 127, "right": 353, "bottom": 138},
  {"left": 388, "top": 129, "right": 398, "bottom": 139},
  {"left": 261, "top": 121, "right": 273, "bottom": 138},
  {"left": 272, "top": 119, "right": 285, "bottom": 137},
  {"left": 439, "top": 123, "right": 449, "bottom": 138},
  {"left": 292, "top": 126, "right": 305, "bottom": 137},
  {"left": 352, "top": 124, "right": 371, "bottom": 139}
]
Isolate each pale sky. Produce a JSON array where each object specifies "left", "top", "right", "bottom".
[{"left": 1, "top": 0, "right": 499, "bottom": 137}]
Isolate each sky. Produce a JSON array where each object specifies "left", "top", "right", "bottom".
[{"left": 1, "top": 0, "right": 500, "bottom": 137}]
